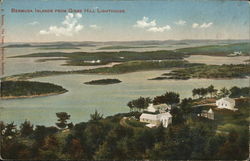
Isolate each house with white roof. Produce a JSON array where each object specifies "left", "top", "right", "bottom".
[
  {"left": 198, "top": 108, "right": 214, "bottom": 120},
  {"left": 216, "top": 97, "right": 237, "bottom": 111},
  {"left": 140, "top": 112, "right": 172, "bottom": 128},
  {"left": 147, "top": 103, "right": 171, "bottom": 113},
  {"left": 139, "top": 103, "right": 172, "bottom": 128}
]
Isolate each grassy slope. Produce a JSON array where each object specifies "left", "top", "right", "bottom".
[{"left": 195, "top": 98, "right": 249, "bottom": 133}]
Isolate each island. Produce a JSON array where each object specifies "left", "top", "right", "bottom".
[
  {"left": 149, "top": 64, "right": 250, "bottom": 80},
  {"left": 3, "top": 42, "right": 250, "bottom": 81},
  {"left": 84, "top": 79, "right": 121, "bottom": 85},
  {"left": 0, "top": 81, "right": 68, "bottom": 99},
  {"left": 1, "top": 61, "right": 202, "bottom": 81}
]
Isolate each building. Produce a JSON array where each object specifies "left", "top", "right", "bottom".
[
  {"left": 199, "top": 108, "right": 214, "bottom": 120},
  {"left": 216, "top": 97, "right": 237, "bottom": 111},
  {"left": 140, "top": 112, "right": 172, "bottom": 128},
  {"left": 147, "top": 103, "right": 171, "bottom": 113}
]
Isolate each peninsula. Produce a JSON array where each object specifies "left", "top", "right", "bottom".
[{"left": 0, "top": 81, "right": 68, "bottom": 99}]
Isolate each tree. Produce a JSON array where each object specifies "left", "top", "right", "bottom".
[
  {"left": 204, "top": 135, "right": 226, "bottom": 159},
  {"left": 193, "top": 87, "right": 211, "bottom": 98},
  {"left": 0, "top": 121, "right": 5, "bottom": 136},
  {"left": 90, "top": 110, "right": 103, "bottom": 121},
  {"left": 153, "top": 91, "right": 180, "bottom": 106},
  {"left": 192, "top": 88, "right": 198, "bottom": 98},
  {"left": 68, "top": 138, "right": 85, "bottom": 159},
  {"left": 127, "top": 97, "right": 151, "bottom": 111},
  {"left": 127, "top": 101, "right": 134, "bottom": 111},
  {"left": 42, "top": 135, "right": 59, "bottom": 150},
  {"left": 170, "top": 107, "right": 184, "bottom": 124},
  {"left": 20, "top": 120, "right": 34, "bottom": 137},
  {"left": 180, "top": 98, "right": 193, "bottom": 116},
  {"left": 4, "top": 122, "right": 17, "bottom": 138},
  {"left": 202, "top": 88, "right": 208, "bottom": 98},
  {"left": 153, "top": 95, "right": 167, "bottom": 105},
  {"left": 55, "top": 112, "right": 71, "bottom": 129},
  {"left": 219, "top": 87, "right": 230, "bottom": 97},
  {"left": 217, "top": 130, "right": 241, "bottom": 160},
  {"left": 207, "top": 85, "right": 217, "bottom": 98},
  {"left": 33, "top": 125, "right": 47, "bottom": 144},
  {"left": 165, "top": 92, "right": 180, "bottom": 106}
]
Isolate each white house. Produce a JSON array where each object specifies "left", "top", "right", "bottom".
[
  {"left": 199, "top": 108, "right": 214, "bottom": 120},
  {"left": 140, "top": 103, "right": 172, "bottom": 128},
  {"left": 229, "top": 51, "right": 242, "bottom": 57},
  {"left": 147, "top": 103, "right": 171, "bottom": 113},
  {"left": 216, "top": 97, "right": 237, "bottom": 111},
  {"left": 140, "top": 112, "right": 172, "bottom": 128}
]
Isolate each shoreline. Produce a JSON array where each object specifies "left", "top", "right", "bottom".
[{"left": 0, "top": 91, "right": 67, "bottom": 100}]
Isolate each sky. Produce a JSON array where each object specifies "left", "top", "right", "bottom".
[{"left": 1, "top": 0, "right": 250, "bottom": 42}]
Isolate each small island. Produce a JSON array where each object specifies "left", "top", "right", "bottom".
[
  {"left": 84, "top": 79, "right": 122, "bottom": 85},
  {"left": 0, "top": 81, "right": 68, "bottom": 99}
]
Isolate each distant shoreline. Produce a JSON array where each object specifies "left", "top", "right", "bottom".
[{"left": 0, "top": 91, "right": 67, "bottom": 100}]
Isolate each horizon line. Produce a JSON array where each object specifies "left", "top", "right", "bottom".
[{"left": 4, "top": 39, "right": 250, "bottom": 44}]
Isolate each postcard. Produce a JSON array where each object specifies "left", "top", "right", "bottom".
[{"left": 0, "top": 0, "right": 249, "bottom": 160}]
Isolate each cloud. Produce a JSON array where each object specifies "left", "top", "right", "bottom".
[
  {"left": 200, "top": 22, "right": 213, "bottom": 28},
  {"left": 175, "top": 20, "right": 186, "bottom": 25},
  {"left": 192, "top": 22, "right": 213, "bottom": 29},
  {"left": 29, "top": 21, "right": 39, "bottom": 26},
  {"left": 39, "top": 13, "right": 83, "bottom": 36},
  {"left": 134, "top": 17, "right": 156, "bottom": 28},
  {"left": 147, "top": 25, "right": 171, "bottom": 32},
  {"left": 134, "top": 17, "right": 171, "bottom": 33},
  {"left": 89, "top": 24, "right": 101, "bottom": 29},
  {"left": 192, "top": 23, "right": 199, "bottom": 28}
]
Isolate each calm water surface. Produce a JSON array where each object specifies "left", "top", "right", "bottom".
[
  {"left": 1, "top": 47, "right": 249, "bottom": 126},
  {"left": 1, "top": 71, "right": 248, "bottom": 126}
]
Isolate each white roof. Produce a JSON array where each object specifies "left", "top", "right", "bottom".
[
  {"left": 146, "top": 103, "right": 170, "bottom": 113},
  {"left": 140, "top": 112, "right": 172, "bottom": 121},
  {"left": 158, "top": 112, "right": 172, "bottom": 119},
  {"left": 218, "top": 97, "right": 235, "bottom": 104},
  {"left": 146, "top": 123, "right": 157, "bottom": 128},
  {"left": 147, "top": 104, "right": 156, "bottom": 112},
  {"left": 208, "top": 108, "right": 214, "bottom": 113},
  {"left": 154, "top": 104, "right": 170, "bottom": 110},
  {"left": 140, "top": 113, "right": 158, "bottom": 121}
]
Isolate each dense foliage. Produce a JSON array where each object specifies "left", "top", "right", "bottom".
[
  {"left": 127, "top": 97, "right": 152, "bottom": 111},
  {"left": 12, "top": 50, "right": 186, "bottom": 66},
  {"left": 84, "top": 79, "right": 121, "bottom": 85},
  {"left": 229, "top": 86, "right": 250, "bottom": 98},
  {"left": 162, "top": 64, "right": 250, "bottom": 79},
  {"left": 2, "top": 61, "right": 202, "bottom": 81},
  {"left": 84, "top": 60, "right": 201, "bottom": 74},
  {"left": 176, "top": 42, "right": 250, "bottom": 56},
  {"left": 192, "top": 85, "right": 250, "bottom": 99},
  {"left": 153, "top": 91, "right": 180, "bottom": 106},
  {"left": 55, "top": 112, "right": 73, "bottom": 129},
  {"left": 0, "top": 81, "right": 67, "bottom": 98},
  {"left": 1, "top": 87, "right": 249, "bottom": 160}
]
